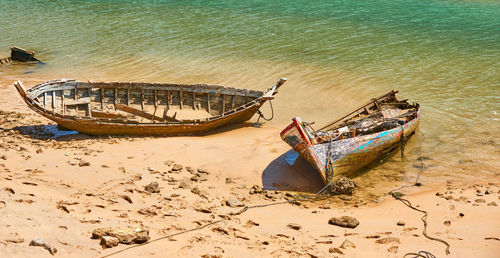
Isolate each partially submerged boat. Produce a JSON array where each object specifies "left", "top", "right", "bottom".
[
  {"left": 0, "top": 46, "right": 40, "bottom": 65},
  {"left": 280, "top": 90, "right": 420, "bottom": 184},
  {"left": 14, "top": 78, "right": 286, "bottom": 136}
]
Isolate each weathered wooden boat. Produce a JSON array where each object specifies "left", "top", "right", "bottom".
[
  {"left": 0, "top": 46, "right": 40, "bottom": 65},
  {"left": 280, "top": 90, "right": 420, "bottom": 184},
  {"left": 14, "top": 78, "right": 286, "bottom": 136}
]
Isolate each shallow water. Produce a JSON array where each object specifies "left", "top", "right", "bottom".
[{"left": 0, "top": 0, "right": 498, "bottom": 182}]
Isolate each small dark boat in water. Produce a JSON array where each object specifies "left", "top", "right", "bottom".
[
  {"left": 0, "top": 46, "right": 40, "bottom": 65},
  {"left": 14, "top": 78, "right": 286, "bottom": 136},
  {"left": 280, "top": 90, "right": 420, "bottom": 184}
]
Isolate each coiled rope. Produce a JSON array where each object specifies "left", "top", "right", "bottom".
[{"left": 255, "top": 100, "right": 274, "bottom": 124}]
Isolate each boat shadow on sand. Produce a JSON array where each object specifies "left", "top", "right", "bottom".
[
  {"left": 261, "top": 150, "right": 325, "bottom": 194},
  {"left": 11, "top": 121, "right": 256, "bottom": 141}
]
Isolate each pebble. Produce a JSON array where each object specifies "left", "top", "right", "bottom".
[
  {"left": 197, "top": 168, "right": 209, "bottom": 174},
  {"left": 443, "top": 221, "right": 451, "bottom": 226},
  {"left": 287, "top": 223, "right": 302, "bottom": 231},
  {"left": 100, "top": 236, "right": 119, "bottom": 248},
  {"left": 388, "top": 246, "right": 398, "bottom": 253},
  {"left": 339, "top": 239, "right": 356, "bottom": 249},
  {"left": 29, "top": 237, "right": 57, "bottom": 255},
  {"left": 475, "top": 198, "right": 486, "bottom": 203},
  {"left": 144, "top": 182, "right": 160, "bottom": 193},
  {"left": 487, "top": 202, "right": 497, "bottom": 206},
  {"left": 396, "top": 221, "right": 405, "bottom": 226},
  {"left": 92, "top": 226, "right": 150, "bottom": 244},
  {"left": 375, "top": 237, "right": 401, "bottom": 244},
  {"left": 171, "top": 164, "right": 183, "bottom": 171},
  {"left": 78, "top": 160, "right": 90, "bottom": 167},
  {"left": 226, "top": 199, "right": 244, "bottom": 208},
  {"left": 329, "top": 247, "right": 344, "bottom": 254},
  {"left": 328, "top": 216, "right": 359, "bottom": 228}
]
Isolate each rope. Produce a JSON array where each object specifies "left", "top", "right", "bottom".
[
  {"left": 404, "top": 251, "right": 437, "bottom": 258},
  {"left": 101, "top": 183, "right": 331, "bottom": 258},
  {"left": 391, "top": 193, "right": 450, "bottom": 255},
  {"left": 255, "top": 100, "right": 274, "bottom": 124}
]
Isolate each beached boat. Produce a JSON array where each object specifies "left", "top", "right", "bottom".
[
  {"left": 280, "top": 90, "right": 420, "bottom": 184},
  {"left": 14, "top": 78, "right": 286, "bottom": 136},
  {"left": 0, "top": 46, "right": 40, "bottom": 65}
]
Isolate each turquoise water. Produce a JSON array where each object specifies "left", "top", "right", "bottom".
[{"left": 1, "top": 0, "right": 499, "bottom": 178}]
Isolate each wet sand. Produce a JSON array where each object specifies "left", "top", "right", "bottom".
[{"left": 1, "top": 78, "right": 499, "bottom": 257}]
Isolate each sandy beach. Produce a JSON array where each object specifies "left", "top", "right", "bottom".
[{"left": 0, "top": 76, "right": 499, "bottom": 258}]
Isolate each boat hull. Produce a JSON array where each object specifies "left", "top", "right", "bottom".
[{"left": 281, "top": 112, "right": 420, "bottom": 184}]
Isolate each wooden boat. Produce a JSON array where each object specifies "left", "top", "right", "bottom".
[
  {"left": 280, "top": 90, "right": 420, "bottom": 184},
  {"left": 0, "top": 46, "right": 40, "bottom": 65},
  {"left": 14, "top": 78, "right": 286, "bottom": 136}
]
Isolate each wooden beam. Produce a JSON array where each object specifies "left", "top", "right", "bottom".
[
  {"left": 61, "top": 90, "right": 65, "bottom": 114},
  {"left": 180, "top": 88, "right": 183, "bottom": 110},
  {"left": 222, "top": 94, "right": 225, "bottom": 113},
  {"left": 43, "top": 92, "right": 47, "bottom": 107},
  {"left": 91, "top": 110, "right": 128, "bottom": 119},
  {"left": 207, "top": 93, "right": 210, "bottom": 113},
  {"left": 192, "top": 92, "right": 196, "bottom": 109},
  {"left": 100, "top": 88, "right": 104, "bottom": 110},
  {"left": 116, "top": 104, "right": 178, "bottom": 122},
  {"left": 127, "top": 89, "right": 131, "bottom": 106},
  {"left": 231, "top": 95, "right": 235, "bottom": 109},
  {"left": 64, "top": 97, "right": 91, "bottom": 106},
  {"left": 51, "top": 91, "right": 55, "bottom": 110},
  {"left": 141, "top": 89, "right": 144, "bottom": 110},
  {"left": 114, "top": 88, "right": 118, "bottom": 105}
]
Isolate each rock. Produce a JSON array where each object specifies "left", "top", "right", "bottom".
[
  {"left": 443, "top": 221, "right": 451, "bottom": 226},
  {"left": 375, "top": 237, "right": 401, "bottom": 244},
  {"left": 329, "top": 247, "right": 344, "bottom": 254},
  {"left": 225, "top": 177, "right": 234, "bottom": 184},
  {"left": 396, "top": 221, "right": 405, "bottom": 226},
  {"left": 100, "top": 236, "right": 119, "bottom": 248},
  {"left": 91, "top": 226, "right": 150, "bottom": 244},
  {"left": 388, "top": 246, "right": 398, "bottom": 253},
  {"left": 197, "top": 168, "right": 209, "bottom": 174},
  {"left": 3, "top": 187, "right": 15, "bottom": 194},
  {"left": 171, "top": 164, "right": 183, "bottom": 171},
  {"left": 459, "top": 213, "right": 464, "bottom": 217},
  {"left": 328, "top": 216, "right": 359, "bottom": 228},
  {"left": 249, "top": 185, "right": 263, "bottom": 194},
  {"left": 78, "top": 160, "right": 90, "bottom": 167},
  {"left": 121, "top": 195, "right": 133, "bottom": 204},
  {"left": 5, "top": 238, "right": 24, "bottom": 243},
  {"left": 185, "top": 166, "right": 194, "bottom": 173},
  {"left": 164, "top": 160, "right": 174, "bottom": 166},
  {"left": 339, "top": 239, "right": 356, "bottom": 249},
  {"left": 138, "top": 207, "right": 157, "bottom": 216},
  {"left": 475, "top": 198, "right": 486, "bottom": 203},
  {"left": 226, "top": 199, "right": 244, "bottom": 208},
  {"left": 328, "top": 177, "right": 357, "bottom": 195},
  {"left": 178, "top": 179, "right": 192, "bottom": 189},
  {"left": 243, "top": 220, "right": 259, "bottom": 228},
  {"left": 487, "top": 202, "right": 497, "bottom": 206},
  {"left": 144, "top": 182, "right": 160, "bottom": 193},
  {"left": 29, "top": 237, "right": 57, "bottom": 255},
  {"left": 287, "top": 223, "right": 302, "bottom": 231}
]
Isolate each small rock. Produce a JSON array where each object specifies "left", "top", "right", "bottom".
[
  {"left": 329, "top": 247, "right": 344, "bottom": 254},
  {"left": 243, "top": 220, "right": 259, "bottom": 228},
  {"left": 171, "top": 164, "right": 183, "bottom": 171},
  {"left": 35, "top": 148, "right": 43, "bottom": 154},
  {"left": 225, "top": 177, "right": 234, "bottom": 184},
  {"left": 100, "top": 236, "right": 119, "bottom": 248},
  {"left": 92, "top": 226, "right": 150, "bottom": 244},
  {"left": 328, "top": 216, "right": 359, "bottom": 228},
  {"left": 396, "top": 221, "right": 405, "bottom": 226},
  {"left": 29, "top": 237, "right": 57, "bottom": 255},
  {"left": 147, "top": 167, "right": 154, "bottom": 172},
  {"left": 339, "top": 239, "right": 356, "bottom": 249},
  {"left": 287, "top": 223, "right": 302, "bottom": 231},
  {"left": 459, "top": 213, "right": 464, "bottom": 217},
  {"left": 164, "top": 160, "right": 174, "bottom": 166},
  {"left": 249, "top": 185, "right": 263, "bottom": 194},
  {"left": 226, "top": 199, "right": 244, "bottom": 208},
  {"left": 78, "top": 160, "right": 90, "bottom": 167},
  {"left": 5, "top": 238, "right": 24, "bottom": 243},
  {"left": 185, "top": 166, "right": 194, "bottom": 173},
  {"left": 475, "top": 198, "right": 486, "bottom": 203},
  {"left": 328, "top": 177, "right": 357, "bottom": 195},
  {"left": 197, "top": 168, "right": 209, "bottom": 174},
  {"left": 178, "top": 179, "right": 192, "bottom": 189},
  {"left": 487, "top": 202, "right": 497, "bottom": 206},
  {"left": 144, "top": 182, "right": 160, "bottom": 193},
  {"left": 485, "top": 189, "right": 491, "bottom": 195},
  {"left": 443, "top": 221, "right": 451, "bottom": 226},
  {"left": 449, "top": 205, "right": 455, "bottom": 210},
  {"left": 477, "top": 192, "right": 484, "bottom": 196},
  {"left": 375, "top": 237, "right": 400, "bottom": 244},
  {"left": 388, "top": 246, "right": 398, "bottom": 253}
]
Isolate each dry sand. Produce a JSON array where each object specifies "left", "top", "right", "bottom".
[{"left": 1, "top": 77, "right": 499, "bottom": 258}]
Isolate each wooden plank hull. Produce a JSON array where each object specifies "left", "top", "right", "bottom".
[
  {"left": 280, "top": 90, "right": 420, "bottom": 184},
  {"left": 14, "top": 78, "right": 286, "bottom": 136}
]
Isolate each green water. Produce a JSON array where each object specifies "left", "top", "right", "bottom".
[{"left": 1, "top": 0, "right": 499, "bottom": 179}]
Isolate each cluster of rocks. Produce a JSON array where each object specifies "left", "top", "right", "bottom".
[{"left": 91, "top": 226, "right": 150, "bottom": 248}]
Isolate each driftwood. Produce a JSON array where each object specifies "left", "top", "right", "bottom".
[{"left": 14, "top": 78, "right": 286, "bottom": 136}]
